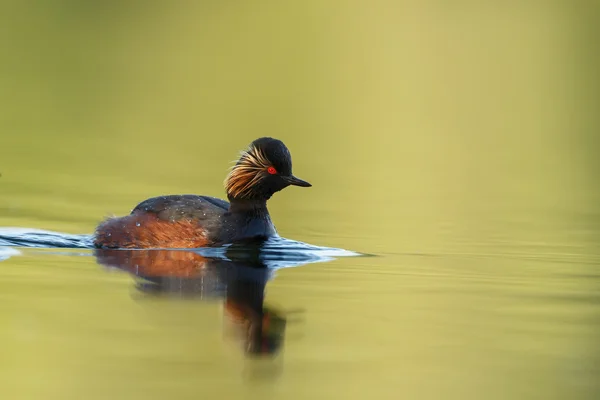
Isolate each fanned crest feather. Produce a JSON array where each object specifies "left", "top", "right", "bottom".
[{"left": 224, "top": 145, "right": 271, "bottom": 199}]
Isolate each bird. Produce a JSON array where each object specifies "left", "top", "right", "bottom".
[{"left": 93, "top": 137, "right": 311, "bottom": 249}]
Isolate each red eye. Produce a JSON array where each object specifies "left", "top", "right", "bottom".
[{"left": 267, "top": 166, "right": 277, "bottom": 175}]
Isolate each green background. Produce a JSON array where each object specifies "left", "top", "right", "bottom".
[{"left": 0, "top": 2, "right": 598, "bottom": 399}]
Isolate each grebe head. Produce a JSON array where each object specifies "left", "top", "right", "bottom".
[{"left": 225, "top": 137, "right": 311, "bottom": 201}]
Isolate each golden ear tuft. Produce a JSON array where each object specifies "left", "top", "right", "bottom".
[{"left": 224, "top": 146, "right": 271, "bottom": 199}]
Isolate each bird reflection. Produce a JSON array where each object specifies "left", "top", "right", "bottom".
[{"left": 94, "top": 244, "right": 294, "bottom": 357}]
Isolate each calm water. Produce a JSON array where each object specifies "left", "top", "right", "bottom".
[
  {"left": 1, "top": 2, "right": 599, "bottom": 400},
  {"left": 1, "top": 199, "right": 598, "bottom": 400}
]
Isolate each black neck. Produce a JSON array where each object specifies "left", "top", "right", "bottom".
[{"left": 228, "top": 198, "right": 269, "bottom": 215}]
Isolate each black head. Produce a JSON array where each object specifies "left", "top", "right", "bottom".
[{"left": 225, "top": 137, "right": 311, "bottom": 200}]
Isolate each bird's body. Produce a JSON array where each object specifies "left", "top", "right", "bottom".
[
  {"left": 93, "top": 138, "right": 310, "bottom": 249},
  {"left": 94, "top": 194, "right": 276, "bottom": 248}
]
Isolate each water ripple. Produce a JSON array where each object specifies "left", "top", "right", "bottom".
[{"left": 0, "top": 227, "right": 362, "bottom": 267}]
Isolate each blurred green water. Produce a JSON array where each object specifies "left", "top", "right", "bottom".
[{"left": 0, "top": 2, "right": 599, "bottom": 400}]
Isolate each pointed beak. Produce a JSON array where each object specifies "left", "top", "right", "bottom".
[{"left": 283, "top": 175, "right": 312, "bottom": 187}]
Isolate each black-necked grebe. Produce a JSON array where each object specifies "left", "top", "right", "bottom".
[{"left": 93, "top": 137, "right": 311, "bottom": 249}]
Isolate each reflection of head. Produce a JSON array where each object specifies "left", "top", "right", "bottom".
[{"left": 222, "top": 271, "right": 286, "bottom": 356}]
